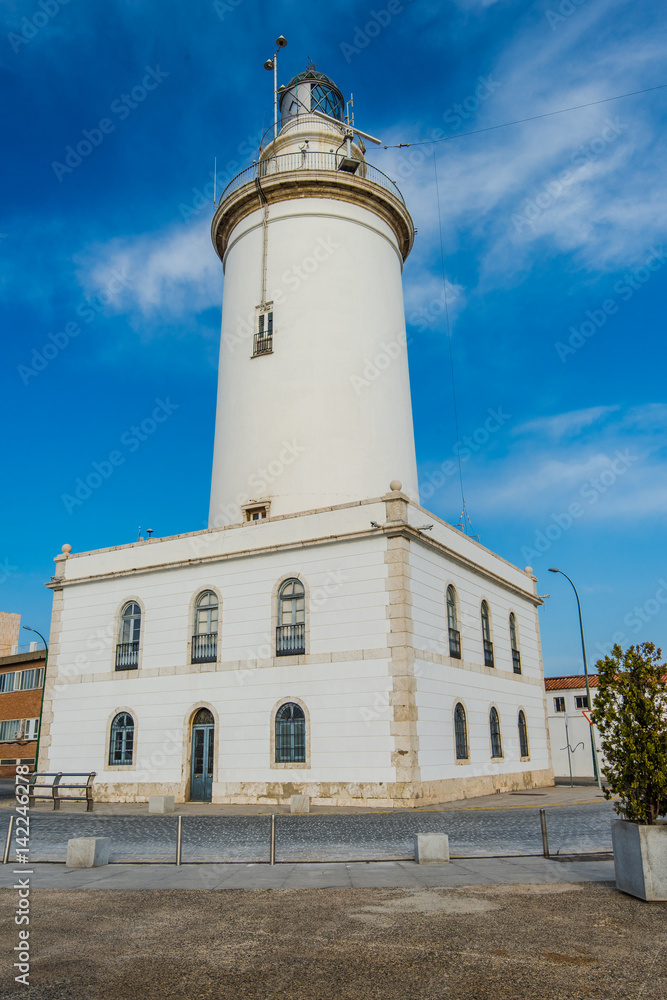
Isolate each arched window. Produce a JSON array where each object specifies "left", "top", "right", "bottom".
[
  {"left": 518, "top": 710, "right": 529, "bottom": 757},
  {"left": 276, "top": 579, "right": 305, "bottom": 655},
  {"left": 454, "top": 702, "right": 468, "bottom": 760},
  {"left": 109, "top": 712, "right": 134, "bottom": 765},
  {"left": 116, "top": 602, "right": 141, "bottom": 669},
  {"left": 446, "top": 586, "right": 461, "bottom": 659},
  {"left": 489, "top": 707, "right": 502, "bottom": 758},
  {"left": 509, "top": 613, "right": 521, "bottom": 673},
  {"left": 192, "top": 591, "right": 218, "bottom": 664},
  {"left": 275, "top": 703, "right": 306, "bottom": 763},
  {"left": 481, "top": 601, "right": 494, "bottom": 668}
]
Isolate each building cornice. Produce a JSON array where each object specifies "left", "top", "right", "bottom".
[{"left": 211, "top": 170, "right": 415, "bottom": 263}]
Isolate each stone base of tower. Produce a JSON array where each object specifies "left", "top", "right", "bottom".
[{"left": 42, "top": 488, "right": 554, "bottom": 807}]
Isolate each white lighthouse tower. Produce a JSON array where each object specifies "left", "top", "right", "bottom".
[
  {"left": 41, "top": 60, "right": 553, "bottom": 809},
  {"left": 209, "top": 65, "right": 419, "bottom": 525}
]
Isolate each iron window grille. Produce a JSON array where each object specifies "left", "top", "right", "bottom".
[
  {"left": 277, "top": 579, "right": 306, "bottom": 655},
  {"left": 454, "top": 703, "right": 468, "bottom": 760},
  {"left": 109, "top": 712, "right": 134, "bottom": 765},
  {"left": 192, "top": 591, "right": 218, "bottom": 663},
  {"left": 489, "top": 707, "right": 503, "bottom": 758},
  {"left": 275, "top": 702, "right": 306, "bottom": 763},
  {"left": 481, "top": 601, "right": 494, "bottom": 667},
  {"left": 253, "top": 310, "right": 273, "bottom": 356},
  {"left": 446, "top": 586, "right": 461, "bottom": 659},
  {"left": 509, "top": 613, "right": 521, "bottom": 673},
  {"left": 518, "top": 710, "right": 529, "bottom": 757}
]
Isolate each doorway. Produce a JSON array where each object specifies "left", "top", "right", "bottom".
[{"left": 190, "top": 708, "right": 214, "bottom": 802}]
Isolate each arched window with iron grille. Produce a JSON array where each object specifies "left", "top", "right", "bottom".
[
  {"left": 509, "top": 612, "right": 521, "bottom": 673},
  {"left": 518, "top": 710, "right": 529, "bottom": 758},
  {"left": 454, "top": 702, "right": 468, "bottom": 760},
  {"left": 276, "top": 579, "right": 306, "bottom": 655},
  {"left": 446, "top": 586, "right": 461, "bottom": 659},
  {"left": 192, "top": 591, "right": 218, "bottom": 664},
  {"left": 275, "top": 702, "right": 306, "bottom": 763},
  {"left": 109, "top": 712, "right": 134, "bottom": 765},
  {"left": 481, "top": 601, "right": 494, "bottom": 668},
  {"left": 116, "top": 602, "right": 141, "bottom": 669},
  {"left": 489, "top": 707, "right": 503, "bottom": 758}
]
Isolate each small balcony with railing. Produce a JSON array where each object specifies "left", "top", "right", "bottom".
[
  {"left": 448, "top": 628, "right": 461, "bottom": 659},
  {"left": 276, "top": 624, "right": 306, "bottom": 656},
  {"left": 512, "top": 649, "right": 521, "bottom": 674},
  {"left": 115, "top": 641, "right": 139, "bottom": 670},
  {"left": 192, "top": 633, "right": 217, "bottom": 664},
  {"left": 483, "top": 639, "right": 495, "bottom": 669},
  {"left": 252, "top": 333, "right": 273, "bottom": 357}
]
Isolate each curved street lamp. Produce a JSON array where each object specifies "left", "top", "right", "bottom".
[
  {"left": 548, "top": 569, "right": 602, "bottom": 788},
  {"left": 22, "top": 626, "right": 48, "bottom": 773}
]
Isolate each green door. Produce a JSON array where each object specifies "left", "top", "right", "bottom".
[{"left": 190, "top": 709, "right": 214, "bottom": 802}]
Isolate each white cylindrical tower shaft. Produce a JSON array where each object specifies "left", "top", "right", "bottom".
[{"left": 209, "top": 67, "right": 418, "bottom": 527}]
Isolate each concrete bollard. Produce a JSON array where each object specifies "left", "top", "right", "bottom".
[
  {"left": 414, "top": 833, "right": 450, "bottom": 864},
  {"left": 290, "top": 794, "right": 310, "bottom": 815},
  {"left": 66, "top": 837, "right": 111, "bottom": 868},
  {"left": 148, "top": 795, "right": 175, "bottom": 815}
]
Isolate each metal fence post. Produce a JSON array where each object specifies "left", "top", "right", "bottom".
[
  {"left": 270, "top": 814, "right": 275, "bottom": 865},
  {"left": 176, "top": 816, "right": 182, "bottom": 866},
  {"left": 540, "top": 808, "right": 550, "bottom": 858}
]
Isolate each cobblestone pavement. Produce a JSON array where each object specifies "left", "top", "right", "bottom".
[{"left": 0, "top": 800, "right": 616, "bottom": 863}]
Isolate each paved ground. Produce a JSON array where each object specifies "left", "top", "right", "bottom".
[
  {"left": 0, "top": 856, "right": 615, "bottom": 890},
  {"left": 0, "top": 880, "right": 664, "bottom": 999},
  {"left": 1, "top": 790, "right": 616, "bottom": 863}
]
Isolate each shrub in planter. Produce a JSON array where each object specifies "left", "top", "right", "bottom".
[{"left": 592, "top": 642, "right": 667, "bottom": 900}]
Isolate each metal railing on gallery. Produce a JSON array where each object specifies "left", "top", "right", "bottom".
[
  {"left": 483, "top": 639, "right": 495, "bottom": 669},
  {"left": 276, "top": 623, "right": 306, "bottom": 656},
  {"left": 115, "top": 641, "right": 139, "bottom": 669},
  {"left": 192, "top": 633, "right": 218, "bottom": 664}
]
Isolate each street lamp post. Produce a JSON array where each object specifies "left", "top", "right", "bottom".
[
  {"left": 264, "top": 35, "right": 288, "bottom": 140},
  {"left": 548, "top": 568, "right": 602, "bottom": 789},
  {"left": 22, "top": 626, "right": 48, "bottom": 773}
]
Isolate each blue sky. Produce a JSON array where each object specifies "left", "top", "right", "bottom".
[{"left": 2, "top": 0, "right": 666, "bottom": 674}]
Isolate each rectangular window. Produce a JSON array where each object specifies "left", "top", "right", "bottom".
[
  {"left": 19, "top": 668, "right": 44, "bottom": 691},
  {"left": 24, "top": 719, "right": 39, "bottom": 740},
  {"left": 243, "top": 504, "right": 269, "bottom": 522},
  {"left": 0, "top": 672, "right": 16, "bottom": 694},
  {"left": 575, "top": 695, "right": 589, "bottom": 710},
  {"left": 253, "top": 307, "right": 274, "bottom": 356},
  {"left": 553, "top": 697, "right": 566, "bottom": 713},
  {"left": 1, "top": 759, "right": 18, "bottom": 766},
  {"left": 0, "top": 720, "right": 22, "bottom": 741}
]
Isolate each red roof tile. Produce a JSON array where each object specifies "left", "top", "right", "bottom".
[{"left": 545, "top": 675, "right": 599, "bottom": 690}]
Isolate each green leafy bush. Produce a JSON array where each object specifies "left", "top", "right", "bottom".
[{"left": 592, "top": 642, "right": 667, "bottom": 825}]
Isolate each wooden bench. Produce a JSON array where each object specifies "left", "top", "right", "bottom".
[{"left": 28, "top": 772, "right": 96, "bottom": 812}]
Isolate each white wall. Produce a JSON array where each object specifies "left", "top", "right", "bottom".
[{"left": 546, "top": 686, "right": 602, "bottom": 779}]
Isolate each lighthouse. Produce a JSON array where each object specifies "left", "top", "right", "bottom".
[
  {"left": 41, "top": 60, "right": 553, "bottom": 808},
  {"left": 209, "top": 65, "right": 419, "bottom": 525}
]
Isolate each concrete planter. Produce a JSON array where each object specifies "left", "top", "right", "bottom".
[{"left": 611, "top": 819, "right": 667, "bottom": 901}]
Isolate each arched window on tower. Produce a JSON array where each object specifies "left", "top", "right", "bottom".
[
  {"left": 192, "top": 591, "right": 218, "bottom": 664},
  {"left": 446, "top": 586, "right": 461, "bottom": 659},
  {"left": 275, "top": 703, "right": 306, "bottom": 763},
  {"left": 109, "top": 712, "right": 134, "bottom": 765},
  {"left": 454, "top": 702, "right": 468, "bottom": 760},
  {"left": 509, "top": 613, "right": 521, "bottom": 673},
  {"left": 518, "top": 710, "right": 529, "bottom": 758},
  {"left": 481, "top": 601, "right": 494, "bottom": 668},
  {"left": 276, "top": 579, "right": 306, "bottom": 655},
  {"left": 116, "top": 602, "right": 141, "bottom": 669},
  {"left": 489, "top": 707, "right": 503, "bottom": 758}
]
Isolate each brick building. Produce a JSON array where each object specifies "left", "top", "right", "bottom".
[{"left": 0, "top": 613, "right": 46, "bottom": 777}]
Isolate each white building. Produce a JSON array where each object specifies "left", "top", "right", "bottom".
[
  {"left": 545, "top": 675, "right": 602, "bottom": 780},
  {"left": 41, "top": 66, "right": 553, "bottom": 806}
]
